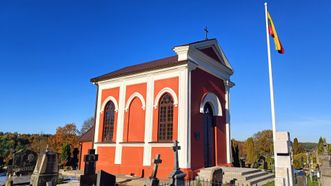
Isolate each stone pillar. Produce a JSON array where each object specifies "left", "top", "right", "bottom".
[{"left": 274, "top": 131, "right": 294, "bottom": 186}]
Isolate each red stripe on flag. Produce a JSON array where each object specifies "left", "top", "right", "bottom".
[{"left": 268, "top": 22, "right": 275, "bottom": 37}]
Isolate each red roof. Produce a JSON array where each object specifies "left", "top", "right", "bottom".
[
  {"left": 91, "top": 56, "right": 187, "bottom": 83},
  {"left": 79, "top": 126, "right": 95, "bottom": 142}
]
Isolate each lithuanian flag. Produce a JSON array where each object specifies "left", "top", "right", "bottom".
[{"left": 267, "top": 11, "right": 284, "bottom": 54}]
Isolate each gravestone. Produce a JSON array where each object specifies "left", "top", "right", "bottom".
[
  {"left": 296, "top": 175, "right": 307, "bottom": 186},
  {"left": 80, "top": 149, "right": 99, "bottom": 186},
  {"left": 150, "top": 154, "right": 162, "bottom": 186},
  {"left": 212, "top": 169, "right": 223, "bottom": 185},
  {"left": 96, "top": 170, "right": 116, "bottom": 186},
  {"left": 11, "top": 149, "right": 38, "bottom": 176},
  {"left": 30, "top": 148, "right": 59, "bottom": 186},
  {"left": 169, "top": 140, "right": 186, "bottom": 186},
  {"left": 258, "top": 156, "right": 268, "bottom": 170},
  {"left": 196, "top": 167, "right": 223, "bottom": 185},
  {"left": 6, "top": 149, "right": 38, "bottom": 185}
]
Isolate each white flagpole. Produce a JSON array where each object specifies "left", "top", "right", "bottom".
[{"left": 264, "top": 2, "right": 278, "bottom": 169}]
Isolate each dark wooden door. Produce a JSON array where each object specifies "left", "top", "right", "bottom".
[{"left": 203, "top": 103, "right": 214, "bottom": 167}]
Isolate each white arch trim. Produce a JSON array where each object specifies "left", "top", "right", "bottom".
[
  {"left": 154, "top": 87, "right": 178, "bottom": 108},
  {"left": 199, "top": 92, "right": 223, "bottom": 116},
  {"left": 125, "top": 92, "right": 146, "bottom": 111},
  {"left": 100, "top": 96, "right": 119, "bottom": 112}
]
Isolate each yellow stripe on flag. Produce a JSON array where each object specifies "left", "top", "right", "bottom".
[{"left": 267, "top": 11, "right": 284, "bottom": 54}]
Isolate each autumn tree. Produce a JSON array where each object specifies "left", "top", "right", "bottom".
[
  {"left": 317, "top": 137, "right": 326, "bottom": 154},
  {"left": 28, "top": 134, "right": 51, "bottom": 153},
  {"left": 48, "top": 123, "right": 79, "bottom": 155},
  {"left": 293, "top": 138, "right": 299, "bottom": 155},
  {"left": 253, "top": 130, "right": 273, "bottom": 157},
  {"left": 246, "top": 137, "right": 257, "bottom": 167},
  {"left": 293, "top": 153, "right": 307, "bottom": 169},
  {"left": 80, "top": 117, "right": 95, "bottom": 135}
]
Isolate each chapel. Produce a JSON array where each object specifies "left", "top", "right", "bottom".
[{"left": 79, "top": 39, "right": 234, "bottom": 179}]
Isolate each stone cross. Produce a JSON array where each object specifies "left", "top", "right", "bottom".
[
  {"left": 151, "top": 154, "right": 162, "bottom": 179},
  {"left": 172, "top": 140, "right": 181, "bottom": 171},
  {"left": 84, "top": 149, "right": 99, "bottom": 176}
]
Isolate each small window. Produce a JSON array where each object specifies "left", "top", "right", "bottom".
[
  {"left": 158, "top": 93, "right": 174, "bottom": 142},
  {"left": 102, "top": 101, "right": 115, "bottom": 142}
]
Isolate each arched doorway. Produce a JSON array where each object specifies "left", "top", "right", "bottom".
[{"left": 203, "top": 103, "right": 215, "bottom": 167}]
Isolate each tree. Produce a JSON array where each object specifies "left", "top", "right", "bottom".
[
  {"left": 293, "top": 138, "right": 299, "bottom": 155},
  {"left": 28, "top": 134, "right": 50, "bottom": 153},
  {"left": 48, "top": 123, "right": 79, "bottom": 154},
  {"left": 318, "top": 137, "right": 325, "bottom": 154},
  {"left": 253, "top": 130, "right": 273, "bottom": 157},
  {"left": 0, "top": 132, "right": 30, "bottom": 164},
  {"left": 246, "top": 137, "right": 257, "bottom": 167},
  {"left": 293, "top": 153, "right": 307, "bottom": 169},
  {"left": 80, "top": 117, "right": 95, "bottom": 135},
  {"left": 61, "top": 143, "right": 71, "bottom": 166}
]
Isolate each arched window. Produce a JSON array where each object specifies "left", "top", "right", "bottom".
[
  {"left": 158, "top": 93, "right": 174, "bottom": 142},
  {"left": 102, "top": 101, "right": 115, "bottom": 142}
]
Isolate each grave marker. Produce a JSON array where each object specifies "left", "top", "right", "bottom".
[
  {"left": 150, "top": 154, "right": 162, "bottom": 186},
  {"left": 30, "top": 148, "right": 59, "bottom": 186},
  {"left": 169, "top": 140, "right": 186, "bottom": 186},
  {"left": 80, "top": 149, "right": 99, "bottom": 186}
]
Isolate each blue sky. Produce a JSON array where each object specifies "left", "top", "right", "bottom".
[{"left": 0, "top": 0, "right": 330, "bottom": 142}]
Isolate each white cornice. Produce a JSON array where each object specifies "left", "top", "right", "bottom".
[
  {"left": 173, "top": 45, "right": 190, "bottom": 61},
  {"left": 97, "top": 64, "right": 187, "bottom": 86},
  {"left": 224, "top": 80, "right": 235, "bottom": 88}
]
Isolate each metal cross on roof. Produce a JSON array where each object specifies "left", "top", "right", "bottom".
[{"left": 204, "top": 26, "right": 209, "bottom": 40}]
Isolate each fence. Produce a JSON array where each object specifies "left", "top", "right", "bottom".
[{"left": 158, "top": 179, "right": 224, "bottom": 186}]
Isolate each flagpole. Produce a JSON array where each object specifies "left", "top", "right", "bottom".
[{"left": 264, "top": 2, "right": 278, "bottom": 169}]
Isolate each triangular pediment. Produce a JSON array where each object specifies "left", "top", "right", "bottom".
[
  {"left": 173, "top": 39, "right": 233, "bottom": 75},
  {"left": 198, "top": 47, "right": 222, "bottom": 63}
]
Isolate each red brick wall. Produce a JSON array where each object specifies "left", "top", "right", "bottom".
[
  {"left": 79, "top": 142, "right": 93, "bottom": 170},
  {"left": 190, "top": 68, "right": 227, "bottom": 170}
]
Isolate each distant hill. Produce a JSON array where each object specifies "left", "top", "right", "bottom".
[{"left": 300, "top": 142, "right": 317, "bottom": 152}]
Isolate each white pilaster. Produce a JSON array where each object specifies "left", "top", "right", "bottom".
[
  {"left": 187, "top": 69, "right": 192, "bottom": 168},
  {"left": 225, "top": 80, "right": 234, "bottom": 164},
  {"left": 178, "top": 68, "right": 189, "bottom": 168},
  {"left": 115, "top": 82, "right": 126, "bottom": 164},
  {"left": 143, "top": 76, "right": 154, "bottom": 166},
  {"left": 94, "top": 85, "right": 102, "bottom": 153}
]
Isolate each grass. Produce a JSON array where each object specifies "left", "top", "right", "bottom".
[{"left": 263, "top": 181, "right": 274, "bottom": 186}]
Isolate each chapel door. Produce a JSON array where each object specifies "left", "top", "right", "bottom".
[{"left": 203, "top": 103, "right": 215, "bottom": 167}]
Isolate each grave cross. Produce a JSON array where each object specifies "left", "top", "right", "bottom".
[
  {"left": 84, "top": 149, "right": 98, "bottom": 176},
  {"left": 172, "top": 140, "right": 181, "bottom": 171},
  {"left": 151, "top": 154, "right": 162, "bottom": 179}
]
